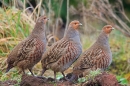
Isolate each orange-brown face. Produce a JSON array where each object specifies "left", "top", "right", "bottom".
[
  {"left": 37, "top": 15, "right": 49, "bottom": 24},
  {"left": 103, "top": 25, "right": 114, "bottom": 34},
  {"left": 69, "top": 20, "right": 82, "bottom": 30}
]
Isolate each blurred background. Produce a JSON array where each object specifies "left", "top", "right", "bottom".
[{"left": 0, "top": 0, "right": 130, "bottom": 85}]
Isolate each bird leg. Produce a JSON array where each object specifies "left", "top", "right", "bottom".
[
  {"left": 40, "top": 68, "right": 46, "bottom": 76},
  {"left": 61, "top": 72, "right": 69, "bottom": 81},
  {"left": 69, "top": 73, "right": 77, "bottom": 83},
  {"left": 54, "top": 71, "right": 57, "bottom": 82},
  {"left": 40, "top": 67, "right": 47, "bottom": 76},
  {"left": 28, "top": 68, "right": 34, "bottom": 76},
  {"left": 22, "top": 68, "right": 25, "bottom": 75},
  {"left": 37, "top": 68, "right": 47, "bottom": 79}
]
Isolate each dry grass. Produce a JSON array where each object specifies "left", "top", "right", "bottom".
[{"left": 0, "top": 0, "right": 130, "bottom": 85}]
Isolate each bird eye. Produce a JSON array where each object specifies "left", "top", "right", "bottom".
[
  {"left": 107, "top": 27, "right": 109, "bottom": 29},
  {"left": 75, "top": 23, "right": 77, "bottom": 25}
]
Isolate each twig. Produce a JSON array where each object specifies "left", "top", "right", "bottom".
[
  {"left": 37, "top": 0, "right": 43, "bottom": 19},
  {"left": 65, "top": 0, "right": 69, "bottom": 30},
  {"left": 27, "top": 0, "right": 34, "bottom": 10},
  {"left": 82, "top": 1, "right": 88, "bottom": 34},
  {"left": 48, "top": 0, "right": 51, "bottom": 34},
  {"left": 56, "top": 0, "right": 63, "bottom": 34},
  {"left": 86, "top": 0, "right": 130, "bottom": 37},
  {"left": 13, "top": 0, "right": 16, "bottom": 8},
  {"left": 29, "top": 3, "right": 40, "bottom": 19}
]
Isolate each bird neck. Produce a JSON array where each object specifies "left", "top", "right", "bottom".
[
  {"left": 64, "top": 27, "right": 79, "bottom": 39},
  {"left": 64, "top": 27, "right": 81, "bottom": 45},
  {"left": 29, "top": 22, "right": 46, "bottom": 40},
  {"left": 96, "top": 31, "right": 109, "bottom": 45}
]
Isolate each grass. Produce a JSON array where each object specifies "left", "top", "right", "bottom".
[
  {"left": 0, "top": 8, "right": 32, "bottom": 57},
  {"left": 0, "top": 69, "right": 21, "bottom": 86},
  {"left": 0, "top": 7, "right": 130, "bottom": 85},
  {"left": 78, "top": 69, "right": 101, "bottom": 83}
]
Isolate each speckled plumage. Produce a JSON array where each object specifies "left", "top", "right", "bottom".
[
  {"left": 41, "top": 20, "right": 82, "bottom": 80},
  {"left": 70, "top": 25, "right": 114, "bottom": 81},
  {"left": 6, "top": 16, "right": 48, "bottom": 75}
]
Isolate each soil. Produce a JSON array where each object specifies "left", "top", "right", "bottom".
[{"left": 0, "top": 72, "right": 124, "bottom": 86}]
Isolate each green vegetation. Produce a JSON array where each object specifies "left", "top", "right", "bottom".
[
  {"left": 0, "top": 0, "right": 130, "bottom": 85},
  {"left": 0, "top": 8, "right": 32, "bottom": 57},
  {"left": 0, "top": 69, "right": 21, "bottom": 86},
  {"left": 78, "top": 69, "right": 101, "bottom": 83},
  {"left": 117, "top": 76, "right": 128, "bottom": 85}
]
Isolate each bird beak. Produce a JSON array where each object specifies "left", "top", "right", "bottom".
[
  {"left": 112, "top": 27, "right": 114, "bottom": 30},
  {"left": 47, "top": 18, "right": 49, "bottom": 20},
  {"left": 79, "top": 23, "right": 82, "bottom": 26}
]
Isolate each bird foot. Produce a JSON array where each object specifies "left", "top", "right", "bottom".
[
  {"left": 64, "top": 77, "right": 70, "bottom": 81},
  {"left": 37, "top": 76, "right": 46, "bottom": 79}
]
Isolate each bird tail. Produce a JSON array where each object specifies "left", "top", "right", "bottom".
[
  {"left": 69, "top": 69, "right": 85, "bottom": 83},
  {"left": 69, "top": 72, "right": 78, "bottom": 83},
  {"left": 5, "top": 64, "right": 13, "bottom": 73},
  {"left": 5, "top": 66, "right": 10, "bottom": 73},
  {"left": 69, "top": 73, "right": 78, "bottom": 82}
]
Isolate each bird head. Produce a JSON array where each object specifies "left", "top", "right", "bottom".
[
  {"left": 102, "top": 25, "right": 114, "bottom": 34},
  {"left": 69, "top": 20, "right": 82, "bottom": 30},
  {"left": 37, "top": 15, "right": 49, "bottom": 24}
]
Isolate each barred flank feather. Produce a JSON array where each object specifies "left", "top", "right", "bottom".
[
  {"left": 40, "top": 20, "right": 82, "bottom": 81},
  {"left": 70, "top": 25, "right": 114, "bottom": 82},
  {"left": 6, "top": 16, "right": 48, "bottom": 76}
]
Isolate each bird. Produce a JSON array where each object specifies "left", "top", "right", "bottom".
[
  {"left": 40, "top": 20, "right": 82, "bottom": 81},
  {"left": 55, "top": 18, "right": 65, "bottom": 40},
  {"left": 70, "top": 25, "right": 114, "bottom": 81},
  {"left": 6, "top": 15, "right": 49, "bottom": 76}
]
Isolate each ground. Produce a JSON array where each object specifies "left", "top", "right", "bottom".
[{"left": 0, "top": 72, "right": 124, "bottom": 86}]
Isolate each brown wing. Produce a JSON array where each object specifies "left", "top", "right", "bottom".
[
  {"left": 16, "top": 38, "right": 45, "bottom": 63},
  {"left": 41, "top": 39, "right": 70, "bottom": 66},
  {"left": 56, "top": 42, "right": 82, "bottom": 67},
  {"left": 74, "top": 48, "right": 109, "bottom": 70}
]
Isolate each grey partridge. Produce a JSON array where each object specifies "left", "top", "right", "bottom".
[
  {"left": 70, "top": 25, "right": 114, "bottom": 81},
  {"left": 40, "top": 20, "right": 82, "bottom": 81},
  {"left": 6, "top": 16, "right": 49, "bottom": 76}
]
